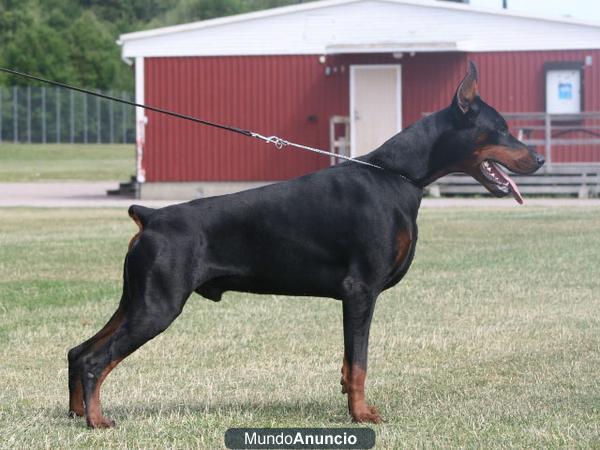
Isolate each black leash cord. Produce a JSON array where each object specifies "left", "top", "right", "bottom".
[
  {"left": 0, "top": 67, "right": 253, "bottom": 137},
  {"left": 0, "top": 66, "right": 423, "bottom": 186}
]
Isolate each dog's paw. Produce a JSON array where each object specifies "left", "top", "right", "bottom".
[
  {"left": 86, "top": 416, "right": 116, "bottom": 429},
  {"left": 351, "top": 405, "right": 382, "bottom": 424}
]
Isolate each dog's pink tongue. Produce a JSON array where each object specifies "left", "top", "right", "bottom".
[
  {"left": 506, "top": 176, "right": 524, "bottom": 204},
  {"left": 492, "top": 162, "right": 524, "bottom": 204}
]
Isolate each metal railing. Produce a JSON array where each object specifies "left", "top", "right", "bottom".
[
  {"left": 0, "top": 86, "right": 135, "bottom": 144},
  {"left": 503, "top": 112, "right": 600, "bottom": 169}
]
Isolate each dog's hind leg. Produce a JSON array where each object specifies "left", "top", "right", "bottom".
[
  {"left": 67, "top": 305, "right": 125, "bottom": 417},
  {"left": 72, "top": 234, "right": 194, "bottom": 428},
  {"left": 67, "top": 261, "right": 130, "bottom": 417},
  {"left": 341, "top": 277, "right": 381, "bottom": 424},
  {"left": 78, "top": 313, "right": 175, "bottom": 428},
  {"left": 78, "top": 288, "right": 188, "bottom": 427}
]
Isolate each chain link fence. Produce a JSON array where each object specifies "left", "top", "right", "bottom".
[{"left": 0, "top": 86, "right": 135, "bottom": 144}]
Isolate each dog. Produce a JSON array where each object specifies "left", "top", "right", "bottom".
[{"left": 67, "top": 61, "right": 544, "bottom": 428}]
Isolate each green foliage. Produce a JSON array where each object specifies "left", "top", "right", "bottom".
[
  {"left": 0, "top": 0, "right": 310, "bottom": 90},
  {"left": 148, "top": 0, "right": 309, "bottom": 27},
  {"left": 67, "top": 11, "right": 126, "bottom": 90},
  {"left": 3, "top": 24, "right": 75, "bottom": 86}
]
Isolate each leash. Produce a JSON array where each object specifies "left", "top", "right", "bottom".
[{"left": 0, "top": 67, "right": 421, "bottom": 186}]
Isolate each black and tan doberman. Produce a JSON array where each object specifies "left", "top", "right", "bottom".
[{"left": 67, "top": 62, "right": 544, "bottom": 428}]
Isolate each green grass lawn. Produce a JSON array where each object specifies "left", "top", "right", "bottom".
[
  {"left": 0, "top": 144, "right": 134, "bottom": 181},
  {"left": 0, "top": 207, "right": 599, "bottom": 448}
]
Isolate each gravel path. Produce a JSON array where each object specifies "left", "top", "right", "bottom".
[
  {"left": 1, "top": 182, "right": 599, "bottom": 208},
  {"left": 0, "top": 182, "right": 172, "bottom": 208}
]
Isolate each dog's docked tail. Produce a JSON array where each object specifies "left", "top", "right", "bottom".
[{"left": 128, "top": 205, "right": 155, "bottom": 249}]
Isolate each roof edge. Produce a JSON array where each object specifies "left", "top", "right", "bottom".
[
  {"left": 118, "top": 0, "right": 600, "bottom": 45},
  {"left": 118, "top": 0, "right": 359, "bottom": 44}
]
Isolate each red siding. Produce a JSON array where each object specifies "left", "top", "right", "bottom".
[
  {"left": 144, "top": 56, "right": 342, "bottom": 182},
  {"left": 471, "top": 50, "right": 600, "bottom": 162},
  {"left": 143, "top": 50, "right": 600, "bottom": 181}
]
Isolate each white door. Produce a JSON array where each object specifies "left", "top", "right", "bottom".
[{"left": 350, "top": 65, "right": 402, "bottom": 157}]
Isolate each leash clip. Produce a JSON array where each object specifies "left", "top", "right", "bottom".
[
  {"left": 250, "top": 132, "right": 288, "bottom": 150},
  {"left": 265, "top": 135, "right": 288, "bottom": 150}
]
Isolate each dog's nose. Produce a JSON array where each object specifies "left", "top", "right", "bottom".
[{"left": 536, "top": 154, "right": 545, "bottom": 166}]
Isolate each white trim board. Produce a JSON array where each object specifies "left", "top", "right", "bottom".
[{"left": 134, "top": 57, "right": 146, "bottom": 183}]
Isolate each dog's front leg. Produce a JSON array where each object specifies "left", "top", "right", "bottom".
[{"left": 341, "top": 279, "right": 382, "bottom": 424}]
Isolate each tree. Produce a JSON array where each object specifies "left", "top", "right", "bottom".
[
  {"left": 2, "top": 24, "right": 75, "bottom": 86},
  {"left": 67, "top": 11, "right": 127, "bottom": 90}
]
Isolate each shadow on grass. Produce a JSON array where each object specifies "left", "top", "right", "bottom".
[{"left": 45, "top": 398, "right": 351, "bottom": 427}]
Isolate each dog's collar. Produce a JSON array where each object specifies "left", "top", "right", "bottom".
[
  {"left": 390, "top": 170, "right": 423, "bottom": 189},
  {"left": 374, "top": 165, "right": 423, "bottom": 189}
]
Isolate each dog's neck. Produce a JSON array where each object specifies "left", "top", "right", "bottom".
[{"left": 365, "top": 108, "right": 458, "bottom": 186}]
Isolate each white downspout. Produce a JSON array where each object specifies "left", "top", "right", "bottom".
[{"left": 135, "top": 56, "right": 147, "bottom": 183}]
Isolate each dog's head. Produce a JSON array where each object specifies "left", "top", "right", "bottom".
[{"left": 432, "top": 61, "right": 544, "bottom": 203}]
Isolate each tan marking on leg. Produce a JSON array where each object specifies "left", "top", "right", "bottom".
[
  {"left": 69, "top": 379, "right": 84, "bottom": 417},
  {"left": 69, "top": 307, "right": 125, "bottom": 417},
  {"left": 347, "top": 364, "right": 382, "bottom": 424},
  {"left": 341, "top": 355, "right": 349, "bottom": 394},
  {"left": 86, "top": 356, "right": 124, "bottom": 429},
  {"left": 90, "top": 309, "right": 125, "bottom": 352},
  {"left": 84, "top": 310, "right": 127, "bottom": 428}
]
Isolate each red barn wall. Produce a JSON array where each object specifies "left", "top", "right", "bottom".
[
  {"left": 144, "top": 56, "right": 339, "bottom": 182},
  {"left": 470, "top": 50, "right": 600, "bottom": 162},
  {"left": 143, "top": 50, "right": 600, "bottom": 182}
]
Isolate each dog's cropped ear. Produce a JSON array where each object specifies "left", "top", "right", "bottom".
[{"left": 454, "top": 61, "right": 479, "bottom": 114}]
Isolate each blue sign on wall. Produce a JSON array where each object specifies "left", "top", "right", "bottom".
[{"left": 558, "top": 82, "right": 573, "bottom": 100}]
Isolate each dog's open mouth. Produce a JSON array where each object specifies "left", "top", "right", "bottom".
[{"left": 480, "top": 160, "right": 524, "bottom": 204}]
